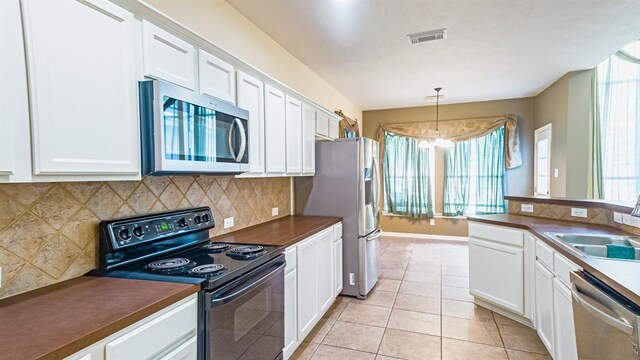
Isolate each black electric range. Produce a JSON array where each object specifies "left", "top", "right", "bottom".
[{"left": 91, "top": 207, "right": 285, "bottom": 360}]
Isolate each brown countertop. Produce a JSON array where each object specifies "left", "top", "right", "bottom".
[
  {"left": 215, "top": 215, "right": 342, "bottom": 247},
  {"left": 0, "top": 276, "right": 199, "bottom": 360},
  {"left": 467, "top": 213, "right": 640, "bottom": 305}
]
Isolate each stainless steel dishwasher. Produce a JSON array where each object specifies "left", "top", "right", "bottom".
[{"left": 571, "top": 271, "right": 640, "bottom": 359}]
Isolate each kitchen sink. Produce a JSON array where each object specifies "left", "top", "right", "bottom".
[{"left": 546, "top": 233, "right": 640, "bottom": 261}]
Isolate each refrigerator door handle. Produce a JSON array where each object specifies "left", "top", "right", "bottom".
[
  {"left": 366, "top": 229, "right": 382, "bottom": 241},
  {"left": 371, "top": 154, "right": 381, "bottom": 218}
]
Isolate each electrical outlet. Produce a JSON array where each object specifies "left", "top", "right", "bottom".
[
  {"left": 521, "top": 204, "right": 534, "bottom": 213},
  {"left": 614, "top": 212, "right": 623, "bottom": 224},
  {"left": 349, "top": 273, "right": 356, "bottom": 285},
  {"left": 554, "top": 168, "right": 559, "bottom": 178},
  {"left": 622, "top": 214, "right": 640, "bottom": 228},
  {"left": 429, "top": 218, "right": 435, "bottom": 226},
  {"left": 272, "top": 207, "right": 279, "bottom": 216},
  {"left": 571, "top": 208, "right": 588, "bottom": 218},
  {"left": 223, "top": 217, "right": 234, "bottom": 229}
]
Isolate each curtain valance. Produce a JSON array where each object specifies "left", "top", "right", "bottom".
[
  {"left": 335, "top": 109, "right": 360, "bottom": 138},
  {"left": 376, "top": 114, "right": 522, "bottom": 169}
]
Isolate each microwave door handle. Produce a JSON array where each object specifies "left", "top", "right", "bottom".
[
  {"left": 570, "top": 283, "right": 634, "bottom": 335},
  {"left": 228, "top": 119, "right": 237, "bottom": 160},
  {"left": 235, "top": 118, "right": 247, "bottom": 162}
]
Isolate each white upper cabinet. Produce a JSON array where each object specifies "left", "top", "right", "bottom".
[
  {"left": 316, "top": 111, "right": 329, "bottom": 138},
  {"left": 264, "top": 84, "right": 286, "bottom": 174},
  {"left": 329, "top": 117, "right": 340, "bottom": 139},
  {"left": 285, "top": 95, "right": 303, "bottom": 175},
  {"left": 0, "top": 0, "right": 31, "bottom": 182},
  {"left": 142, "top": 20, "right": 195, "bottom": 90},
  {"left": 21, "top": 0, "right": 140, "bottom": 176},
  {"left": 237, "top": 71, "right": 265, "bottom": 174},
  {"left": 302, "top": 103, "right": 316, "bottom": 175},
  {"left": 198, "top": 49, "right": 235, "bottom": 103}
]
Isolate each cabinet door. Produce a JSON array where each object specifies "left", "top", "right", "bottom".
[
  {"left": 285, "top": 95, "right": 303, "bottom": 174},
  {"left": 553, "top": 278, "right": 578, "bottom": 360},
  {"left": 237, "top": 71, "right": 265, "bottom": 174},
  {"left": 264, "top": 84, "right": 286, "bottom": 173},
  {"left": 316, "top": 111, "right": 329, "bottom": 137},
  {"left": 158, "top": 336, "right": 197, "bottom": 360},
  {"left": 317, "top": 229, "right": 334, "bottom": 315},
  {"left": 0, "top": 0, "right": 31, "bottom": 182},
  {"left": 142, "top": 20, "right": 195, "bottom": 90},
  {"left": 284, "top": 269, "right": 298, "bottom": 360},
  {"left": 302, "top": 103, "right": 316, "bottom": 175},
  {"left": 469, "top": 237, "right": 524, "bottom": 314},
  {"left": 297, "top": 235, "right": 319, "bottom": 340},
  {"left": 535, "top": 261, "right": 555, "bottom": 358},
  {"left": 21, "top": 0, "right": 140, "bottom": 176},
  {"left": 198, "top": 49, "right": 235, "bottom": 103},
  {"left": 329, "top": 117, "right": 340, "bottom": 139},
  {"left": 334, "top": 238, "right": 343, "bottom": 297}
]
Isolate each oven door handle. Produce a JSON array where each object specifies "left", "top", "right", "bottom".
[{"left": 209, "top": 260, "right": 285, "bottom": 306}]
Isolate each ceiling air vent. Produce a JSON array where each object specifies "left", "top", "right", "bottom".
[{"left": 407, "top": 28, "right": 447, "bottom": 44}]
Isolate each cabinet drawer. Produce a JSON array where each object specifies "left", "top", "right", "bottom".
[
  {"left": 468, "top": 222, "right": 523, "bottom": 247},
  {"left": 553, "top": 252, "right": 580, "bottom": 286},
  {"left": 105, "top": 295, "right": 197, "bottom": 360},
  {"left": 535, "top": 240, "right": 555, "bottom": 271},
  {"left": 284, "top": 246, "right": 297, "bottom": 272},
  {"left": 333, "top": 223, "right": 343, "bottom": 241}
]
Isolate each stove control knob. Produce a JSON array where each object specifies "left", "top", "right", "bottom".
[
  {"left": 194, "top": 215, "right": 202, "bottom": 224},
  {"left": 202, "top": 214, "right": 211, "bottom": 223},
  {"left": 133, "top": 226, "right": 144, "bottom": 237},
  {"left": 178, "top": 218, "right": 187, "bottom": 228},
  {"left": 118, "top": 228, "right": 131, "bottom": 240}
]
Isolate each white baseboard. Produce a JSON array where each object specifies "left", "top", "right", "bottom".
[{"left": 381, "top": 231, "right": 468, "bottom": 242}]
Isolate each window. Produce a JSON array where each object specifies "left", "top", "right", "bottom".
[
  {"left": 443, "top": 127, "right": 506, "bottom": 215},
  {"left": 383, "top": 132, "right": 435, "bottom": 218},
  {"left": 597, "top": 40, "right": 640, "bottom": 201}
]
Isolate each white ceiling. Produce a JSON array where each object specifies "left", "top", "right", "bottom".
[{"left": 225, "top": 0, "right": 640, "bottom": 110}]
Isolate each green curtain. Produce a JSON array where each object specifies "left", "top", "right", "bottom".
[
  {"left": 383, "top": 132, "right": 434, "bottom": 218},
  {"left": 443, "top": 142, "right": 470, "bottom": 216},
  {"left": 475, "top": 127, "right": 506, "bottom": 214}
]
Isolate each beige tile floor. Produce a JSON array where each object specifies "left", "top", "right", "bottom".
[{"left": 291, "top": 236, "right": 552, "bottom": 360}]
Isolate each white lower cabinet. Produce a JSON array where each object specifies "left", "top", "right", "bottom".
[
  {"left": 535, "top": 261, "right": 555, "bottom": 358},
  {"left": 283, "top": 223, "right": 342, "bottom": 360},
  {"left": 65, "top": 294, "right": 198, "bottom": 360},
  {"left": 553, "top": 278, "right": 578, "bottom": 360}
]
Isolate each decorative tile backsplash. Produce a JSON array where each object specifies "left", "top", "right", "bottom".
[
  {"left": 508, "top": 199, "right": 640, "bottom": 235},
  {"left": 0, "top": 176, "right": 290, "bottom": 298}
]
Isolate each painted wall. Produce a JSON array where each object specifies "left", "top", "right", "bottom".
[
  {"left": 363, "top": 97, "right": 536, "bottom": 237},
  {"left": 144, "top": 0, "right": 362, "bottom": 125},
  {"left": 533, "top": 70, "right": 592, "bottom": 198}
]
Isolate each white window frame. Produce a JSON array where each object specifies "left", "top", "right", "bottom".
[{"left": 534, "top": 124, "right": 552, "bottom": 196}]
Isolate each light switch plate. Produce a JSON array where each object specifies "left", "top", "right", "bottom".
[
  {"left": 272, "top": 207, "right": 279, "bottom": 216},
  {"left": 571, "top": 208, "right": 588, "bottom": 218},
  {"left": 614, "top": 212, "right": 623, "bottom": 224},
  {"left": 521, "top": 204, "right": 534, "bottom": 213},
  {"left": 223, "top": 217, "right": 234, "bottom": 229},
  {"left": 429, "top": 218, "right": 435, "bottom": 226}
]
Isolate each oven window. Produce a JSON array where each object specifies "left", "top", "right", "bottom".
[
  {"left": 233, "top": 288, "right": 271, "bottom": 341},
  {"left": 163, "top": 96, "right": 216, "bottom": 162}
]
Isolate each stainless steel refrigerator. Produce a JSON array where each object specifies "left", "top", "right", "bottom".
[{"left": 295, "top": 137, "right": 381, "bottom": 299}]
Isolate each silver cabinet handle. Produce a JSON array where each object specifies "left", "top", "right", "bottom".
[
  {"left": 235, "top": 118, "right": 247, "bottom": 162},
  {"left": 570, "top": 283, "right": 634, "bottom": 335}
]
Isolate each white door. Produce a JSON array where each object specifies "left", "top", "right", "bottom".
[
  {"left": 198, "top": 49, "right": 235, "bottom": 103},
  {"left": 237, "top": 71, "right": 265, "bottom": 174},
  {"left": 21, "top": 0, "right": 140, "bottom": 175},
  {"left": 283, "top": 269, "right": 297, "bottom": 360},
  {"left": 142, "top": 20, "right": 195, "bottom": 90},
  {"left": 469, "top": 237, "right": 524, "bottom": 314},
  {"left": 534, "top": 124, "right": 552, "bottom": 196},
  {"left": 317, "top": 229, "right": 334, "bottom": 314},
  {"left": 302, "top": 103, "right": 316, "bottom": 175},
  {"left": 297, "top": 235, "right": 319, "bottom": 340},
  {"left": 285, "top": 95, "right": 303, "bottom": 174},
  {"left": 0, "top": 0, "right": 31, "bottom": 182},
  {"left": 535, "top": 261, "right": 555, "bottom": 358},
  {"left": 316, "top": 111, "right": 329, "bottom": 138},
  {"left": 553, "top": 278, "right": 578, "bottom": 360},
  {"left": 264, "top": 84, "right": 286, "bottom": 173},
  {"left": 329, "top": 117, "right": 340, "bottom": 139},
  {"left": 333, "top": 237, "right": 343, "bottom": 297}
]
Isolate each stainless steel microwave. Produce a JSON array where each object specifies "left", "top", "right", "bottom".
[{"left": 139, "top": 80, "right": 249, "bottom": 175}]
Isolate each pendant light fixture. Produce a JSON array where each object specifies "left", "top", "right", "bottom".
[{"left": 418, "top": 87, "right": 453, "bottom": 148}]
